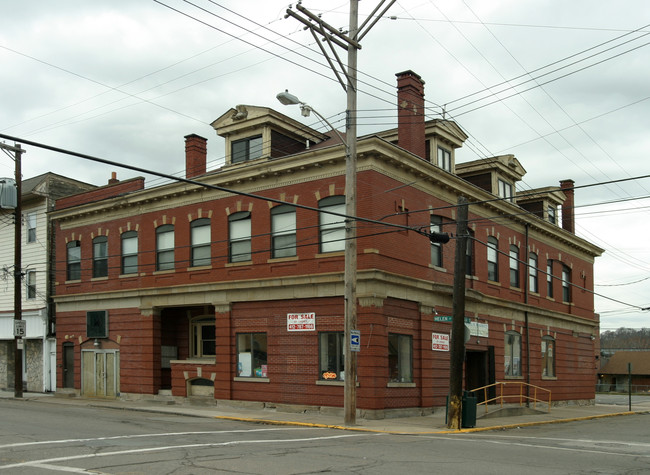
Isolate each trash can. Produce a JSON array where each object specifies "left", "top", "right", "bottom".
[{"left": 462, "top": 390, "right": 477, "bottom": 428}]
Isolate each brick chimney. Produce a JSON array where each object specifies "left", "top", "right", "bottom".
[
  {"left": 185, "top": 134, "right": 207, "bottom": 179},
  {"left": 108, "top": 171, "right": 119, "bottom": 185},
  {"left": 396, "top": 70, "right": 426, "bottom": 159},
  {"left": 560, "top": 179, "right": 575, "bottom": 233}
]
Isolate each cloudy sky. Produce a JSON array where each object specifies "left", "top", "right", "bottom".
[{"left": 1, "top": 0, "right": 648, "bottom": 331}]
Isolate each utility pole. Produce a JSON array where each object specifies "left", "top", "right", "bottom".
[
  {"left": 448, "top": 196, "right": 468, "bottom": 429},
  {"left": 286, "top": 0, "right": 395, "bottom": 426},
  {"left": 343, "top": 0, "right": 359, "bottom": 426}
]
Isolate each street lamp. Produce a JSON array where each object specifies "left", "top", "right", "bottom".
[
  {"left": 277, "top": 90, "right": 358, "bottom": 425},
  {"left": 276, "top": 91, "right": 346, "bottom": 144}
]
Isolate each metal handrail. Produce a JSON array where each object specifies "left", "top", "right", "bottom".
[{"left": 469, "top": 381, "right": 552, "bottom": 413}]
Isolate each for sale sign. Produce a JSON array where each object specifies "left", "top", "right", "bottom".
[
  {"left": 432, "top": 332, "right": 450, "bottom": 351},
  {"left": 287, "top": 312, "right": 316, "bottom": 331}
]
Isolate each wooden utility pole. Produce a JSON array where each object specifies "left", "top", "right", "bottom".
[
  {"left": 285, "top": 0, "right": 395, "bottom": 426},
  {"left": 448, "top": 196, "right": 468, "bottom": 429},
  {"left": 343, "top": 0, "right": 359, "bottom": 426}
]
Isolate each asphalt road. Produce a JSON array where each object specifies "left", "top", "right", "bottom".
[{"left": 1, "top": 399, "right": 649, "bottom": 474}]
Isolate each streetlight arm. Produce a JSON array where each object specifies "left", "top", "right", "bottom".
[{"left": 276, "top": 91, "right": 346, "bottom": 146}]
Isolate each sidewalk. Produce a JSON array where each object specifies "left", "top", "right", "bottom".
[{"left": 2, "top": 390, "right": 647, "bottom": 435}]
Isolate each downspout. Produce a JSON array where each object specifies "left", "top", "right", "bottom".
[{"left": 524, "top": 224, "right": 531, "bottom": 405}]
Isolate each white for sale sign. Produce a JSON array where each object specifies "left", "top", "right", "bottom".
[
  {"left": 432, "top": 332, "right": 450, "bottom": 351},
  {"left": 287, "top": 312, "right": 316, "bottom": 331}
]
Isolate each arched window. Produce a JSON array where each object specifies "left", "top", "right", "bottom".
[
  {"left": 191, "top": 218, "right": 211, "bottom": 267},
  {"left": 487, "top": 236, "right": 498, "bottom": 282},
  {"left": 229, "top": 212, "right": 251, "bottom": 262},
  {"left": 67, "top": 240, "right": 81, "bottom": 281},
  {"left": 504, "top": 331, "right": 522, "bottom": 377},
  {"left": 319, "top": 196, "right": 345, "bottom": 253},
  {"left": 509, "top": 245, "right": 520, "bottom": 288},
  {"left": 121, "top": 231, "right": 138, "bottom": 274},
  {"left": 156, "top": 225, "right": 175, "bottom": 271},
  {"left": 430, "top": 215, "right": 443, "bottom": 267},
  {"left": 562, "top": 265, "right": 571, "bottom": 302},
  {"left": 528, "top": 252, "right": 538, "bottom": 293},
  {"left": 92, "top": 236, "right": 108, "bottom": 278},
  {"left": 541, "top": 336, "right": 555, "bottom": 377},
  {"left": 271, "top": 204, "right": 296, "bottom": 258}
]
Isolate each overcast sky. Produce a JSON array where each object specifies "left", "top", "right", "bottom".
[{"left": 1, "top": 0, "right": 648, "bottom": 331}]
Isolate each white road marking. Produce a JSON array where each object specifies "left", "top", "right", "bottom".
[
  {"left": 0, "top": 433, "right": 372, "bottom": 471},
  {"left": 0, "top": 427, "right": 315, "bottom": 449}
]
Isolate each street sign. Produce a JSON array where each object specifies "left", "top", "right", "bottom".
[
  {"left": 434, "top": 315, "right": 471, "bottom": 323},
  {"left": 13, "top": 320, "right": 26, "bottom": 338},
  {"left": 350, "top": 330, "right": 360, "bottom": 352}
]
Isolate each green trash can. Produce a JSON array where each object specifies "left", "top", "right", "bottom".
[{"left": 462, "top": 390, "right": 477, "bottom": 428}]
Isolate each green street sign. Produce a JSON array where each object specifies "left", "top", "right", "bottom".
[{"left": 434, "top": 315, "right": 471, "bottom": 323}]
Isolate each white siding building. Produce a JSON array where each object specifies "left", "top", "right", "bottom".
[{"left": 0, "top": 173, "right": 94, "bottom": 392}]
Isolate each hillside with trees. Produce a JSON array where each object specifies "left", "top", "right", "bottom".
[{"left": 601, "top": 328, "right": 650, "bottom": 349}]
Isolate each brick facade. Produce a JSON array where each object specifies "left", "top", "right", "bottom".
[{"left": 50, "top": 71, "right": 602, "bottom": 414}]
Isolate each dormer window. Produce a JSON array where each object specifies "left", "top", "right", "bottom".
[
  {"left": 232, "top": 135, "right": 263, "bottom": 163},
  {"left": 437, "top": 146, "right": 451, "bottom": 172},
  {"left": 548, "top": 205, "right": 556, "bottom": 225},
  {"left": 498, "top": 179, "right": 513, "bottom": 201}
]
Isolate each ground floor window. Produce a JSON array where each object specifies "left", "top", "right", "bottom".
[
  {"left": 319, "top": 332, "right": 344, "bottom": 381},
  {"left": 504, "top": 331, "right": 522, "bottom": 377},
  {"left": 541, "top": 336, "right": 556, "bottom": 377},
  {"left": 388, "top": 333, "right": 413, "bottom": 383},
  {"left": 236, "top": 333, "right": 267, "bottom": 378}
]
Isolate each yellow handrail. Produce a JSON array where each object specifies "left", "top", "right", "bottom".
[{"left": 468, "top": 381, "right": 552, "bottom": 414}]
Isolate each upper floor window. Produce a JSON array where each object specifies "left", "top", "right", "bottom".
[
  {"left": 437, "top": 146, "right": 451, "bottom": 172},
  {"left": 229, "top": 211, "right": 252, "bottom": 263},
  {"left": 541, "top": 336, "right": 556, "bottom": 377},
  {"left": 26, "top": 269, "right": 36, "bottom": 299},
  {"left": 465, "top": 229, "right": 474, "bottom": 276},
  {"left": 67, "top": 240, "right": 81, "bottom": 281},
  {"left": 191, "top": 218, "right": 211, "bottom": 267},
  {"left": 388, "top": 333, "right": 413, "bottom": 383},
  {"left": 547, "top": 260, "right": 554, "bottom": 299},
  {"left": 92, "top": 236, "right": 108, "bottom": 278},
  {"left": 509, "top": 244, "right": 520, "bottom": 288},
  {"left": 547, "top": 205, "right": 556, "bottom": 225},
  {"left": 498, "top": 179, "right": 513, "bottom": 201},
  {"left": 271, "top": 204, "right": 296, "bottom": 258},
  {"left": 504, "top": 331, "right": 522, "bottom": 377},
  {"left": 430, "top": 215, "right": 443, "bottom": 267},
  {"left": 319, "top": 196, "right": 345, "bottom": 253},
  {"left": 232, "top": 135, "right": 263, "bottom": 164},
  {"left": 528, "top": 252, "right": 538, "bottom": 293},
  {"left": 121, "top": 231, "right": 138, "bottom": 275},
  {"left": 562, "top": 265, "right": 571, "bottom": 302},
  {"left": 26, "top": 212, "right": 36, "bottom": 243},
  {"left": 156, "top": 225, "right": 175, "bottom": 271},
  {"left": 191, "top": 316, "right": 216, "bottom": 358},
  {"left": 487, "top": 236, "right": 499, "bottom": 282}
]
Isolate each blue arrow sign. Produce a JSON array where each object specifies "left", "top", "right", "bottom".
[{"left": 350, "top": 330, "right": 360, "bottom": 352}]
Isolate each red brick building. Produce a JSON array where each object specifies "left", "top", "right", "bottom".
[{"left": 51, "top": 71, "right": 602, "bottom": 417}]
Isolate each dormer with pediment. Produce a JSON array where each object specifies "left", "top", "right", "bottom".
[
  {"left": 455, "top": 154, "right": 526, "bottom": 202},
  {"left": 516, "top": 186, "right": 566, "bottom": 226},
  {"left": 211, "top": 105, "right": 329, "bottom": 166},
  {"left": 378, "top": 119, "right": 468, "bottom": 173}
]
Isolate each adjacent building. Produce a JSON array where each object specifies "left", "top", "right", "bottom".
[
  {"left": 0, "top": 173, "right": 95, "bottom": 392},
  {"left": 50, "top": 71, "right": 603, "bottom": 416}
]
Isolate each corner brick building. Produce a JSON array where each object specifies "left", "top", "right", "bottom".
[{"left": 50, "top": 71, "right": 603, "bottom": 417}]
